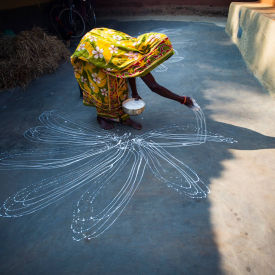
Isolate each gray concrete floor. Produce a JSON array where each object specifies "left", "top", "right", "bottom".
[{"left": 0, "top": 19, "right": 275, "bottom": 275}]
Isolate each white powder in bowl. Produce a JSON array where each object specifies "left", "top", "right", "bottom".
[{"left": 123, "top": 100, "right": 145, "bottom": 110}]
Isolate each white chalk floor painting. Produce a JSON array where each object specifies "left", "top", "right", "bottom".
[{"left": 0, "top": 108, "right": 236, "bottom": 241}]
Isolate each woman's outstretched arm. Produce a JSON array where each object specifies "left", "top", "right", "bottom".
[{"left": 141, "top": 72, "right": 193, "bottom": 107}]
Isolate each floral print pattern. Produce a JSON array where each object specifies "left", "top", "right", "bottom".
[
  {"left": 92, "top": 73, "right": 101, "bottom": 84},
  {"left": 105, "top": 29, "right": 115, "bottom": 34},
  {"left": 125, "top": 51, "right": 139, "bottom": 60},
  {"left": 113, "top": 35, "right": 122, "bottom": 41},
  {"left": 109, "top": 45, "right": 118, "bottom": 54},
  {"left": 89, "top": 36, "right": 97, "bottom": 42},
  {"left": 101, "top": 88, "right": 108, "bottom": 96},
  {"left": 81, "top": 76, "right": 87, "bottom": 83},
  {"left": 92, "top": 46, "right": 104, "bottom": 59},
  {"left": 74, "top": 62, "right": 81, "bottom": 72},
  {"left": 90, "top": 83, "right": 95, "bottom": 90},
  {"left": 78, "top": 43, "right": 85, "bottom": 51},
  {"left": 147, "top": 34, "right": 161, "bottom": 43}
]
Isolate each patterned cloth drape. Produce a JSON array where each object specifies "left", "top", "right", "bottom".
[{"left": 71, "top": 28, "right": 174, "bottom": 120}]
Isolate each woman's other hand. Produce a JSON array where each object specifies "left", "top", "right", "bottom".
[
  {"left": 132, "top": 92, "right": 142, "bottom": 101},
  {"left": 128, "top": 78, "right": 142, "bottom": 101}
]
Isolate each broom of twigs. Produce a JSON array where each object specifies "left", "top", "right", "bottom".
[{"left": 0, "top": 27, "right": 71, "bottom": 91}]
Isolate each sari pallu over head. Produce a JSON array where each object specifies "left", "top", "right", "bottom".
[{"left": 71, "top": 28, "right": 174, "bottom": 119}]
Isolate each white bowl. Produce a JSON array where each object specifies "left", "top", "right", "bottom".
[{"left": 122, "top": 98, "right": 145, "bottom": 116}]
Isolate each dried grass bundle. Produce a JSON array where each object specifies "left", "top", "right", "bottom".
[{"left": 0, "top": 27, "right": 71, "bottom": 90}]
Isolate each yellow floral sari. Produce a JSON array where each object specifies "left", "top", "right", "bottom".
[{"left": 71, "top": 28, "right": 174, "bottom": 121}]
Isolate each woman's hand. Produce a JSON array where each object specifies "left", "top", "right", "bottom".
[
  {"left": 132, "top": 92, "right": 142, "bottom": 101},
  {"left": 184, "top": 97, "right": 193, "bottom": 108},
  {"left": 183, "top": 97, "right": 200, "bottom": 109},
  {"left": 128, "top": 78, "right": 142, "bottom": 101}
]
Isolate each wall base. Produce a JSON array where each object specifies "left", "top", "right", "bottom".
[
  {"left": 226, "top": 2, "right": 275, "bottom": 96},
  {"left": 96, "top": 5, "right": 229, "bottom": 17}
]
